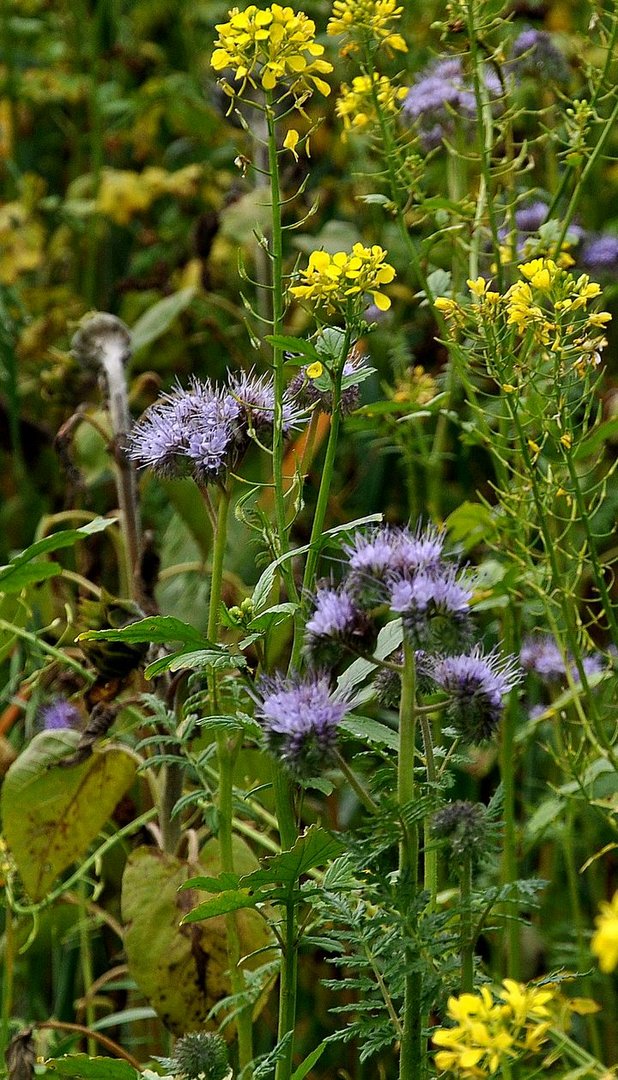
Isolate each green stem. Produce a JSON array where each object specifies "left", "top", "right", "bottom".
[
  {"left": 335, "top": 751, "right": 379, "bottom": 815},
  {"left": 0, "top": 903, "right": 14, "bottom": 1062},
  {"left": 265, "top": 96, "right": 298, "bottom": 605},
  {"left": 418, "top": 713, "right": 437, "bottom": 910},
  {"left": 205, "top": 486, "right": 254, "bottom": 1073},
  {"left": 289, "top": 330, "right": 351, "bottom": 669},
  {"left": 399, "top": 638, "right": 421, "bottom": 1080},
  {"left": 274, "top": 900, "right": 298, "bottom": 1080},
  {"left": 563, "top": 448, "right": 618, "bottom": 643},
  {"left": 78, "top": 879, "right": 97, "bottom": 1056},
  {"left": 460, "top": 855, "right": 474, "bottom": 993},
  {"left": 500, "top": 606, "right": 520, "bottom": 980}
]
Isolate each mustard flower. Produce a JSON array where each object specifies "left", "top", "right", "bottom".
[
  {"left": 211, "top": 5, "right": 333, "bottom": 102},
  {"left": 327, "top": 0, "right": 407, "bottom": 55},
  {"left": 591, "top": 891, "right": 618, "bottom": 973},
  {"left": 290, "top": 243, "right": 396, "bottom": 314},
  {"left": 335, "top": 72, "right": 407, "bottom": 136},
  {"left": 433, "top": 980, "right": 556, "bottom": 1077}
]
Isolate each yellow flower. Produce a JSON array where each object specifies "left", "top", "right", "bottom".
[
  {"left": 467, "top": 277, "right": 488, "bottom": 298},
  {"left": 518, "top": 257, "right": 559, "bottom": 290},
  {"left": 290, "top": 243, "right": 396, "bottom": 313},
  {"left": 591, "top": 891, "right": 618, "bottom": 973},
  {"left": 283, "top": 128, "right": 301, "bottom": 159},
  {"left": 0, "top": 201, "right": 45, "bottom": 284},
  {"left": 327, "top": 0, "right": 407, "bottom": 55},
  {"left": 335, "top": 72, "right": 407, "bottom": 135},
  {"left": 306, "top": 361, "right": 323, "bottom": 378},
  {"left": 211, "top": 5, "right": 333, "bottom": 103}
]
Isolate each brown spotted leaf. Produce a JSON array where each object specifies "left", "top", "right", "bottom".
[
  {"left": 1, "top": 730, "right": 137, "bottom": 901},
  {"left": 121, "top": 839, "right": 276, "bottom": 1035}
]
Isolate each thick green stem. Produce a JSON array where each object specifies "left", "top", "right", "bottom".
[
  {"left": 399, "top": 639, "right": 421, "bottom": 1080},
  {"left": 460, "top": 855, "right": 474, "bottom": 993},
  {"left": 78, "top": 879, "right": 97, "bottom": 1056},
  {"left": 274, "top": 900, "right": 298, "bottom": 1080},
  {"left": 0, "top": 902, "right": 14, "bottom": 1062},
  {"left": 418, "top": 712, "right": 437, "bottom": 910},
  {"left": 500, "top": 606, "right": 520, "bottom": 980}
]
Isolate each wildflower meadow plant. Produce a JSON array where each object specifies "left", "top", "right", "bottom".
[{"left": 2, "top": 3, "right": 618, "bottom": 1080}]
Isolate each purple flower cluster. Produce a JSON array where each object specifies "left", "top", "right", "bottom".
[
  {"left": 130, "top": 372, "right": 306, "bottom": 485},
  {"left": 39, "top": 698, "right": 82, "bottom": 731},
  {"left": 305, "top": 585, "right": 374, "bottom": 665},
  {"left": 510, "top": 29, "right": 569, "bottom": 85},
  {"left": 520, "top": 633, "right": 605, "bottom": 684},
  {"left": 427, "top": 647, "right": 522, "bottom": 743},
  {"left": 579, "top": 234, "right": 618, "bottom": 272},
  {"left": 402, "top": 56, "right": 501, "bottom": 151},
  {"left": 256, "top": 673, "right": 351, "bottom": 776}
]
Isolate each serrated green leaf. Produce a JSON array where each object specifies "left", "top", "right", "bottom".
[
  {"left": 339, "top": 715, "right": 398, "bottom": 751},
  {"left": 182, "top": 888, "right": 258, "bottom": 922},
  {"left": 131, "top": 288, "right": 196, "bottom": 354},
  {"left": 145, "top": 648, "right": 245, "bottom": 679},
  {"left": 181, "top": 872, "right": 241, "bottom": 893},
  {"left": 266, "top": 334, "right": 321, "bottom": 361},
  {"left": 78, "top": 615, "right": 210, "bottom": 648},
  {"left": 40, "top": 1055, "right": 139, "bottom": 1080},
  {"left": 240, "top": 825, "right": 344, "bottom": 890}
]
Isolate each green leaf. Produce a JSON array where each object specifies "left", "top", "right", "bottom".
[
  {"left": 266, "top": 334, "right": 321, "bottom": 362},
  {"left": 182, "top": 888, "right": 258, "bottom": 922},
  {"left": 0, "top": 518, "right": 115, "bottom": 595},
  {"left": 339, "top": 715, "right": 398, "bottom": 752},
  {"left": 91, "top": 1007, "right": 158, "bottom": 1030},
  {"left": 181, "top": 872, "right": 241, "bottom": 893},
  {"left": 445, "top": 501, "right": 497, "bottom": 550},
  {"left": 145, "top": 648, "right": 246, "bottom": 680},
  {"left": 240, "top": 825, "right": 344, "bottom": 890},
  {"left": 131, "top": 287, "right": 196, "bottom": 355},
  {"left": 195, "top": 713, "right": 261, "bottom": 738},
  {"left": 2, "top": 731, "right": 136, "bottom": 901},
  {"left": 39, "top": 1056, "right": 138, "bottom": 1080},
  {"left": 291, "top": 1041, "right": 328, "bottom": 1080},
  {"left": 78, "top": 615, "right": 211, "bottom": 648},
  {"left": 121, "top": 839, "right": 275, "bottom": 1035},
  {"left": 247, "top": 603, "right": 297, "bottom": 633}
]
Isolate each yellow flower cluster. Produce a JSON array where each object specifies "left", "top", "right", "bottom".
[
  {"left": 327, "top": 0, "right": 407, "bottom": 54},
  {"left": 97, "top": 165, "right": 203, "bottom": 226},
  {"left": 0, "top": 201, "right": 45, "bottom": 285},
  {"left": 290, "top": 243, "right": 396, "bottom": 313},
  {"left": 591, "top": 891, "right": 618, "bottom": 974},
  {"left": 211, "top": 5, "right": 332, "bottom": 102},
  {"left": 433, "top": 980, "right": 555, "bottom": 1078},
  {"left": 335, "top": 72, "right": 407, "bottom": 136},
  {"left": 435, "top": 259, "right": 611, "bottom": 377}
]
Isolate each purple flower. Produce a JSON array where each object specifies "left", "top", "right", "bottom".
[
  {"left": 403, "top": 56, "right": 501, "bottom": 151},
  {"left": 344, "top": 526, "right": 401, "bottom": 582},
  {"left": 520, "top": 634, "right": 565, "bottom": 679},
  {"left": 305, "top": 586, "right": 374, "bottom": 665},
  {"left": 511, "top": 29, "right": 569, "bottom": 85},
  {"left": 388, "top": 567, "right": 472, "bottom": 617},
  {"left": 256, "top": 673, "right": 351, "bottom": 776},
  {"left": 228, "top": 369, "right": 306, "bottom": 434},
  {"left": 580, "top": 234, "right": 618, "bottom": 272},
  {"left": 391, "top": 525, "right": 445, "bottom": 575},
  {"left": 39, "top": 698, "right": 82, "bottom": 731},
  {"left": 432, "top": 800, "right": 488, "bottom": 863},
  {"left": 514, "top": 200, "right": 549, "bottom": 233},
  {"left": 427, "top": 646, "right": 522, "bottom": 743}
]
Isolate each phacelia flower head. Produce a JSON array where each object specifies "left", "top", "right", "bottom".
[
  {"left": 305, "top": 585, "right": 375, "bottom": 665},
  {"left": 335, "top": 72, "right": 407, "bottom": 137},
  {"left": 256, "top": 672, "right": 352, "bottom": 776},
  {"left": 403, "top": 56, "right": 501, "bottom": 151},
  {"left": 591, "top": 891, "right": 618, "bottom": 973},
  {"left": 510, "top": 28, "right": 569, "bottom": 85},
  {"left": 427, "top": 646, "right": 522, "bottom": 743},
  {"left": 211, "top": 5, "right": 333, "bottom": 104},
  {"left": 520, "top": 634, "right": 566, "bottom": 679},
  {"left": 38, "top": 698, "right": 82, "bottom": 731},
  {"left": 432, "top": 800, "right": 488, "bottom": 864},
  {"left": 327, "top": 0, "right": 407, "bottom": 56},
  {"left": 290, "top": 243, "right": 396, "bottom": 314},
  {"left": 228, "top": 369, "right": 305, "bottom": 434}
]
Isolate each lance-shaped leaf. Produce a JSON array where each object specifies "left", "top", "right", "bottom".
[
  {"left": 38, "top": 1057, "right": 139, "bottom": 1080},
  {"left": 78, "top": 615, "right": 212, "bottom": 649},
  {"left": 2, "top": 730, "right": 136, "bottom": 901}
]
